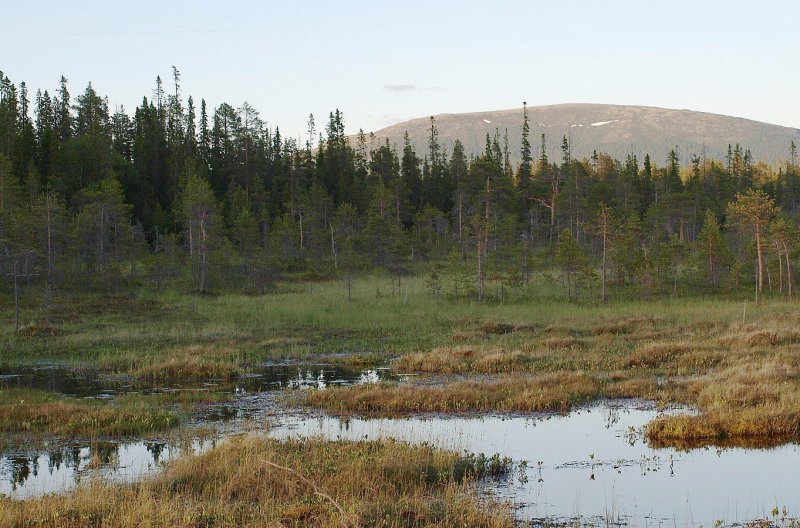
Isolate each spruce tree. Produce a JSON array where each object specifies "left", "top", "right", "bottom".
[{"left": 518, "top": 102, "right": 531, "bottom": 191}]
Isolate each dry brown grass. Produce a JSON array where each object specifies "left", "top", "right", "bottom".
[
  {"left": 313, "top": 312, "right": 800, "bottom": 447},
  {"left": 478, "top": 322, "right": 517, "bottom": 335},
  {"left": 0, "top": 436, "right": 513, "bottom": 528},
  {"left": 0, "top": 389, "right": 177, "bottom": 437},
  {"left": 540, "top": 336, "right": 585, "bottom": 350},
  {"left": 626, "top": 342, "right": 699, "bottom": 368},
  {"left": 305, "top": 372, "right": 603, "bottom": 415},
  {"left": 624, "top": 341, "right": 723, "bottom": 371},
  {"left": 395, "top": 346, "right": 533, "bottom": 375},
  {"left": 15, "top": 320, "right": 67, "bottom": 337},
  {"left": 452, "top": 331, "right": 480, "bottom": 342},
  {"left": 646, "top": 353, "right": 800, "bottom": 445},
  {"left": 133, "top": 346, "right": 240, "bottom": 381}
]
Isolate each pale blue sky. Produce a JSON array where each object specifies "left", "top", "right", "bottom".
[{"left": 2, "top": 0, "right": 799, "bottom": 140}]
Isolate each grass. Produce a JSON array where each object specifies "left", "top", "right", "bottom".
[
  {"left": 264, "top": 276, "right": 800, "bottom": 447},
  {"left": 4, "top": 272, "right": 800, "bottom": 528},
  {"left": 305, "top": 372, "right": 606, "bottom": 415},
  {"left": 0, "top": 435, "right": 514, "bottom": 528},
  {"left": 4, "top": 273, "right": 800, "bottom": 447},
  {"left": 0, "top": 389, "right": 178, "bottom": 438},
  {"left": 130, "top": 347, "right": 241, "bottom": 381},
  {"left": 115, "top": 390, "right": 233, "bottom": 405},
  {"left": 645, "top": 344, "right": 800, "bottom": 446}
]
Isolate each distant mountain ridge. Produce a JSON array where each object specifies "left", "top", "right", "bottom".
[{"left": 359, "top": 104, "right": 799, "bottom": 167}]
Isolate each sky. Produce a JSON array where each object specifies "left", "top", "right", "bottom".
[{"left": 2, "top": 0, "right": 799, "bottom": 140}]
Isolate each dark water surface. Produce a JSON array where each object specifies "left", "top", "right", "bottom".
[{"left": 0, "top": 363, "right": 392, "bottom": 396}]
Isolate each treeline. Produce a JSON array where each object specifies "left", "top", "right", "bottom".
[{"left": 1, "top": 69, "right": 800, "bottom": 313}]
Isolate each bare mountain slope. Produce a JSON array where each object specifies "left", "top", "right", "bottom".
[{"left": 360, "top": 104, "right": 799, "bottom": 166}]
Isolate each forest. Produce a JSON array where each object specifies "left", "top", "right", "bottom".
[{"left": 2, "top": 67, "right": 800, "bottom": 323}]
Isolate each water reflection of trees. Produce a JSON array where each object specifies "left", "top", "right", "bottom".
[
  {"left": 0, "top": 367, "right": 110, "bottom": 397},
  {"left": 604, "top": 405, "right": 622, "bottom": 428},
  {"left": 3, "top": 442, "right": 125, "bottom": 491},
  {"left": 90, "top": 442, "right": 120, "bottom": 468},
  {"left": 9, "top": 455, "right": 31, "bottom": 490},
  {"left": 2, "top": 440, "right": 209, "bottom": 493},
  {"left": 146, "top": 442, "right": 165, "bottom": 464}
]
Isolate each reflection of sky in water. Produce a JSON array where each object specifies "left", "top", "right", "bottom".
[
  {"left": 0, "top": 440, "right": 216, "bottom": 498},
  {"left": 3, "top": 363, "right": 799, "bottom": 527},
  {"left": 272, "top": 368, "right": 386, "bottom": 391},
  {"left": 270, "top": 403, "right": 800, "bottom": 527},
  {"left": 0, "top": 365, "right": 385, "bottom": 499}
]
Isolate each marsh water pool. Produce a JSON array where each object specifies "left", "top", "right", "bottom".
[
  {"left": 272, "top": 404, "right": 800, "bottom": 527},
  {"left": 1, "top": 365, "right": 799, "bottom": 527},
  {"left": 0, "top": 364, "right": 395, "bottom": 497}
]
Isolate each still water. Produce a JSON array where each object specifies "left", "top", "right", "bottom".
[
  {"left": 271, "top": 402, "right": 800, "bottom": 527},
  {"left": 0, "top": 364, "right": 390, "bottom": 498},
  {"left": 1, "top": 366, "right": 798, "bottom": 527}
]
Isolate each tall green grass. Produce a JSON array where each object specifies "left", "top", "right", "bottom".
[{"left": 0, "top": 272, "right": 794, "bottom": 370}]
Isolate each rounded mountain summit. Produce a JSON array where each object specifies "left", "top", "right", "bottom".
[{"left": 359, "top": 104, "right": 800, "bottom": 166}]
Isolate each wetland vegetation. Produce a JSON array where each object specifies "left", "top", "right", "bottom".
[
  {"left": 0, "top": 436, "right": 514, "bottom": 528},
  {"left": 4, "top": 273, "right": 800, "bottom": 525},
  {"left": 2, "top": 67, "right": 800, "bottom": 526}
]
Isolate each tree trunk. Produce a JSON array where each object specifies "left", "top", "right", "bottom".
[
  {"left": 785, "top": 241, "right": 793, "bottom": 298},
  {"left": 458, "top": 192, "right": 463, "bottom": 242},
  {"left": 46, "top": 203, "right": 53, "bottom": 285},
  {"left": 485, "top": 172, "right": 491, "bottom": 221},
  {"left": 566, "top": 273, "right": 571, "bottom": 301},
  {"left": 329, "top": 222, "right": 337, "bottom": 270},
  {"left": 477, "top": 232, "right": 485, "bottom": 302},
  {"left": 299, "top": 213, "right": 304, "bottom": 251},
  {"left": 396, "top": 192, "right": 401, "bottom": 225},
  {"left": 601, "top": 231, "right": 607, "bottom": 303},
  {"left": 708, "top": 253, "right": 716, "bottom": 288},
  {"left": 13, "top": 260, "right": 20, "bottom": 332},
  {"left": 199, "top": 211, "right": 207, "bottom": 294},
  {"left": 98, "top": 207, "right": 106, "bottom": 271},
  {"left": 755, "top": 227, "right": 764, "bottom": 299},
  {"left": 529, "top": 209, "right": 534, "bottom": 243},
  {"left": 189, "top": 222, "right": 194, "bottom": 257},
  {"left": 777, "top": 242, "right": 784, "bottom": 296}
]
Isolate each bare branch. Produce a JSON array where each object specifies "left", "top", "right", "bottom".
[{"left": 262, "top": 459, "right": 355, "bottom": 528}]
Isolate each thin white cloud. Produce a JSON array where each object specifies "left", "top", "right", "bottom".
[
  {"left": 383, "top": 84, "right": 446, "bottom": 93},
  {"left": 383, "top": 84, "right": 418, "bottom": 92}
]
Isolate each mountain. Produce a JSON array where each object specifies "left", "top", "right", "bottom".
[{"left": 359, "top": 104, "right": 800, "bottom": 167}]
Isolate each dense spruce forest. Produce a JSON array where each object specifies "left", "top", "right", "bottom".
[{"left": 1, "top": 68, "right": 800, "bottom": 318}]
